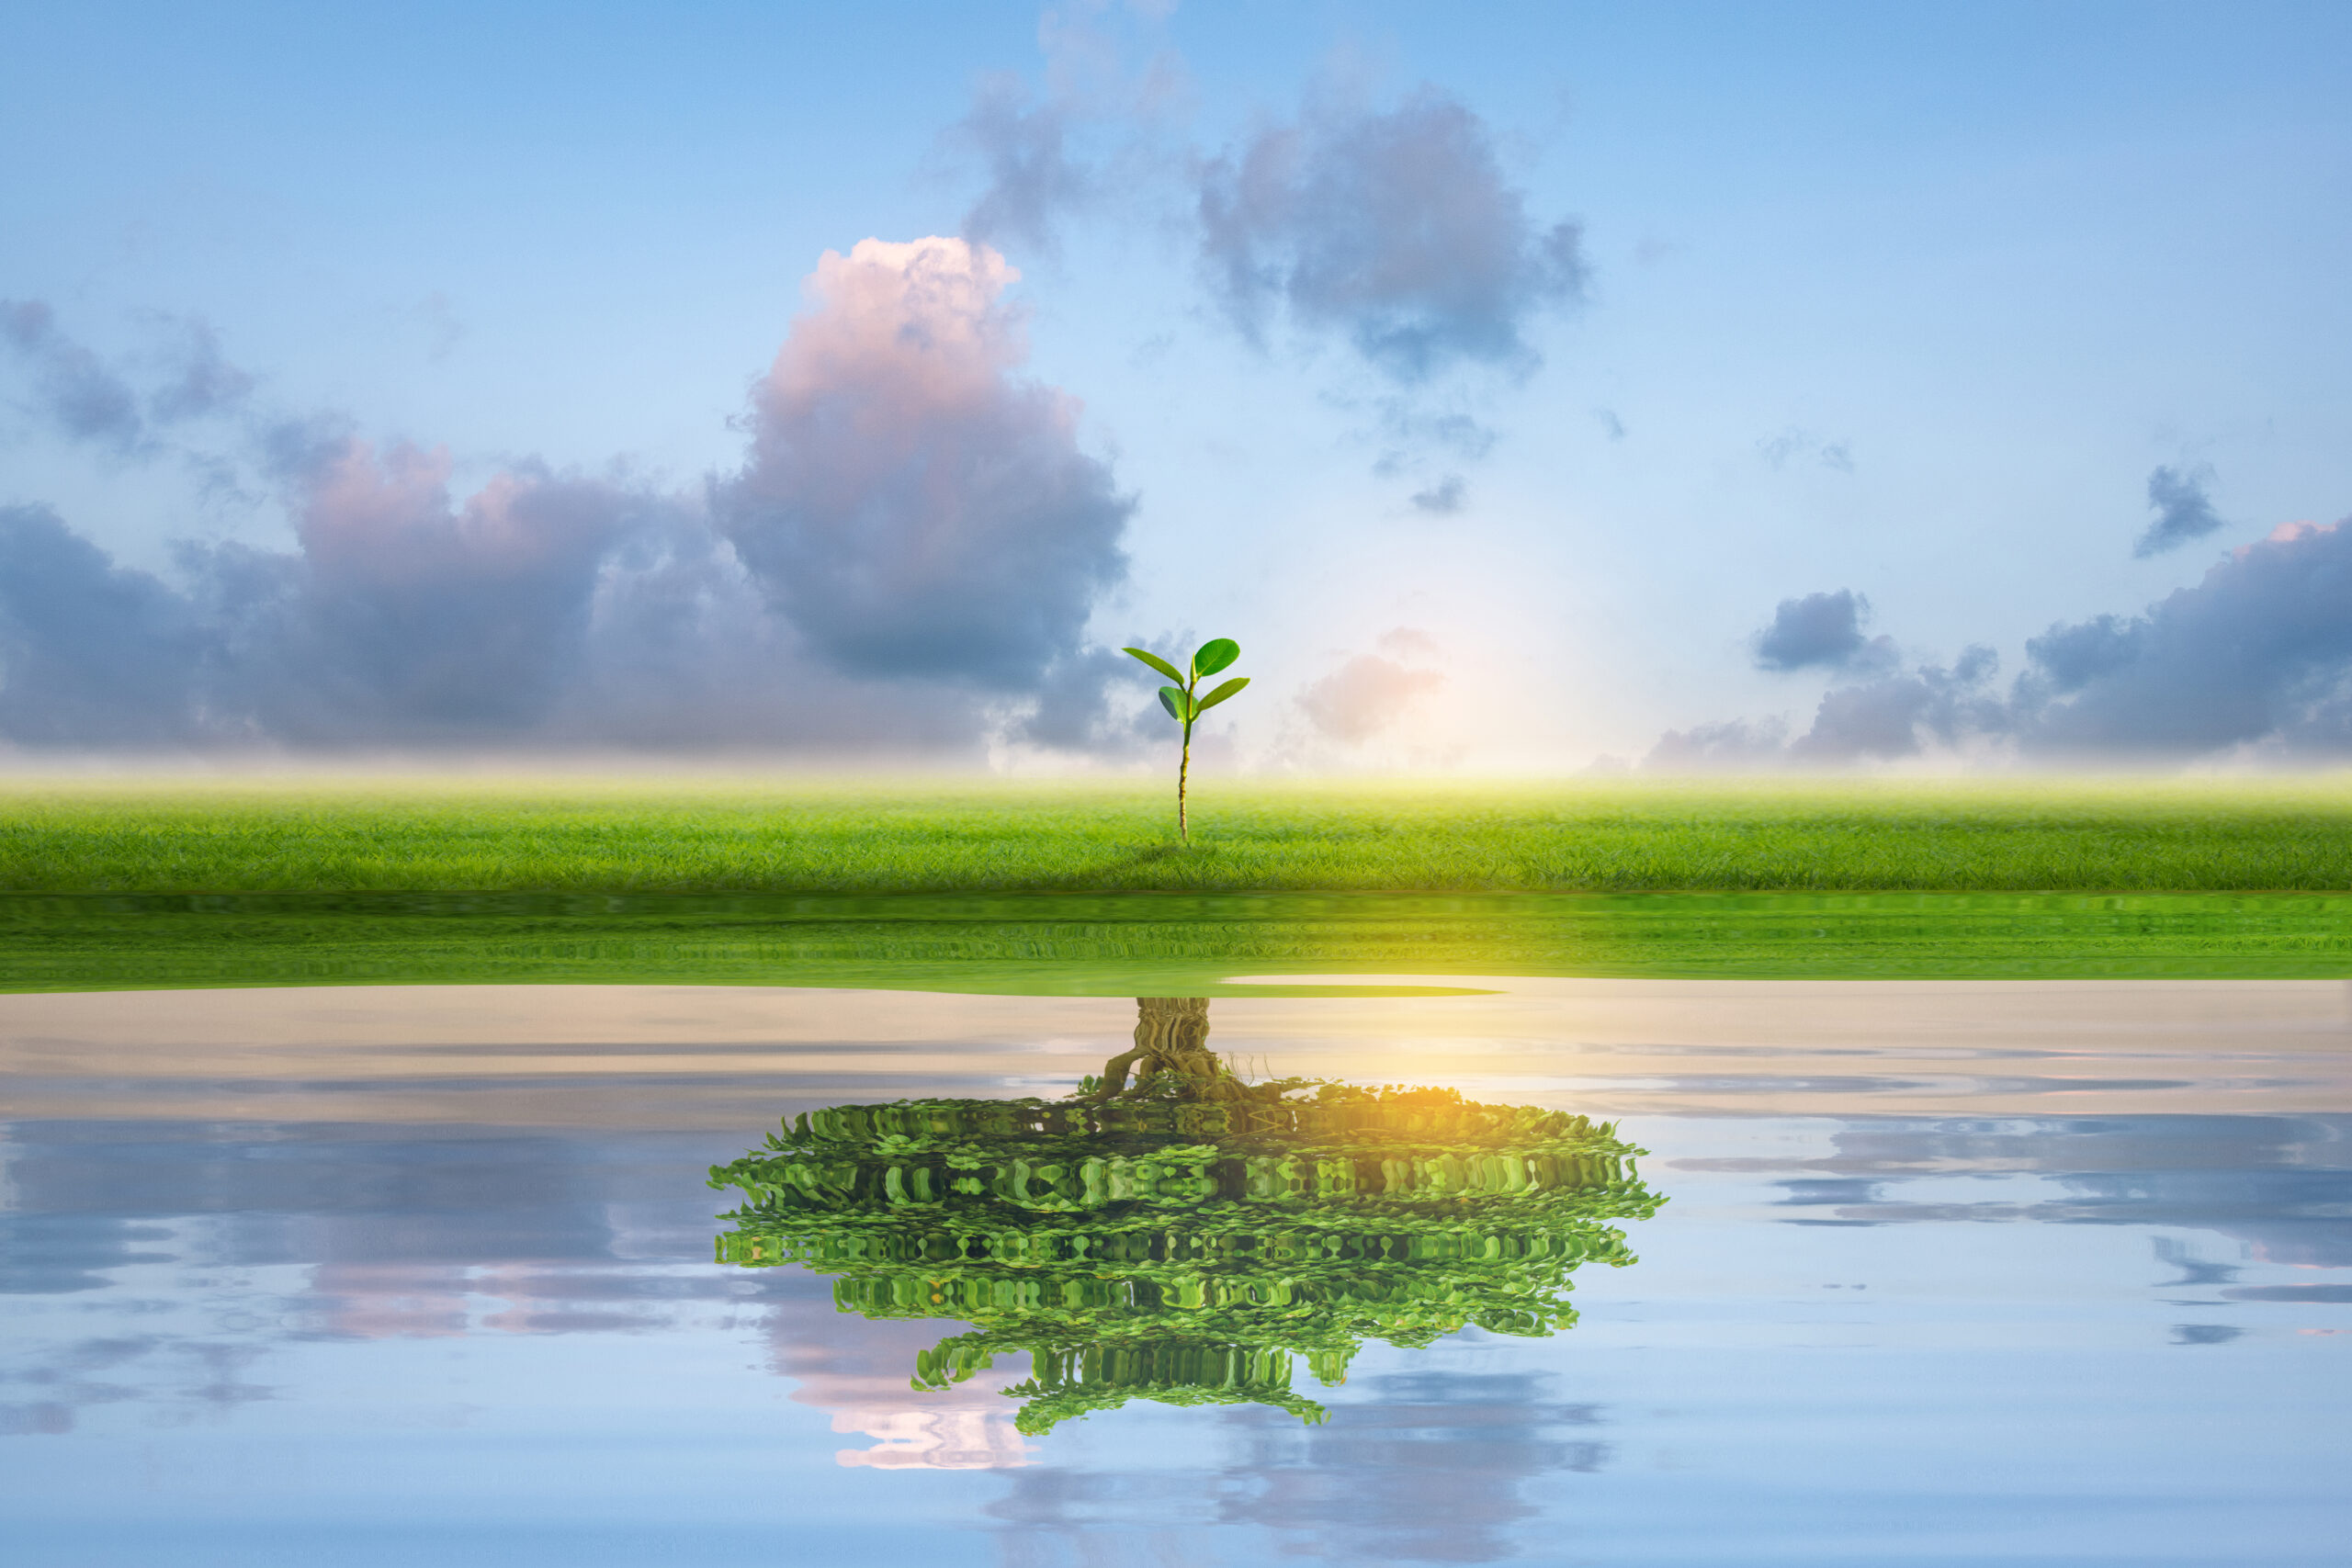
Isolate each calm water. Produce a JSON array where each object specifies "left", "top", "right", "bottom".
[{"left": 3, "top": 979, "right": 2348, "bottom": 1566}]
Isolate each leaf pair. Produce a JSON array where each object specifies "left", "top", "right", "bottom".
[
  {"left": 1124, "top": 638, "right": 1239, "bottom": 686},
  {"left": 1125, "top": 638, "right": 1250, "bottom": 733},
  {"left": 1155, "top": 677, "right": 1249, "bottom": 723}
]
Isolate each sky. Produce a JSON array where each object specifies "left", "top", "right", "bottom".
[{"left": 2, "top": 0, "right": 2349, "bottom": 769}]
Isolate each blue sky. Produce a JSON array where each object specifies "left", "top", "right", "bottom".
[{"left": 3, "top": 1, "right": 2349, "bottom": 765}]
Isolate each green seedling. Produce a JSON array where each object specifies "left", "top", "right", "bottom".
[{"left": 1124, "top": 637, "right": 1250, "bottom": 845}]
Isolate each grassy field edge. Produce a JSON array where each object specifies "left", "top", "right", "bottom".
[{"left": 6, "top": 775, "right": 2352, "bottom": 895}]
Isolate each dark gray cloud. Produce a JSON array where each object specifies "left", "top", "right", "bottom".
[
  {"left": 1197, "top": 91, "right": 1586, "bottom": 382},
  {"left": 1752, "top": 590, "right": 1875, "bottom": 671},
  {"left": 2135, "top": 463, "right": 2225, "bottom": 558},
  {"left": 2016, "top": 518, "right": 2352, "bottom": 757},
  {"left": 715, "top": 237, "right": 1131, "bottom": 692}
]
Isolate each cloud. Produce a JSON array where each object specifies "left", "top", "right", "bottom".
[
  {"left": 1787, "top": 647, "right": 2002, "bottom": 762},
  {"left": 1008, "top": 644, "right": 1160, "bottom": 752},
  {"left": 1374, "top": 400, "right": 1497, "bottom": 465},
  {"left": 716, "top": 237, "right": 1133, "bottom": 691},
  {"left": 195, "top": 438, "right": 641, "bottom": 741},
  {"left": 1296, "top": 629, "right": 1445, "bottom": 743},
  {"left": 1751, "top": 589, "right": 1896, "bottom": 673},
  {"left": 1643, "top": 716, "right": 1790, "bottom": 773},
  {"left": 0, "top": 505, "right": 209, "bottom": 742},
  {"left": 2135, "top": 463, "right": 2224, "bottom": 558},
  {"left": 0, "top": 303, "right": 255, "bottom": 456},
  {"left": 1655, "top": 509, "right": 2352, "bottom": 767},
  {"left": 1196, "top": 90, "right": 1586, "bottom": 382},
  {"left": 938, "top": 6, "right": 1188, "bottom": 260},
  {"left": 0, "top": 300, "right": 145, "bottom": 452},
  {"left": 953, "top": 75, "right": 1093, "bottom": 257},
  {"left": 1408, "top": 474, "right": 1465, "bottom": 514},
  {"left": 1758, "top": 428, "right": 1854, "bottom": 473},
  {"left": 146, "top": 318, "right": 255, "bottom": 423},
  {"left": 0, "top": 241, "right": 1141, "bottom": 753},
  {"left": 1645, "top": 647, "right": 2002, "bottom": 771},
  {"left": 2018, "top": 517, "right": 2352, "bottom": 757}
]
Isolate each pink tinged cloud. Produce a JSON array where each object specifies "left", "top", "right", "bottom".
[
  {"left": 1299, "top": 639, "right": 1446, "bottom": 744},
  {"left": 0, "top": 242, "right": 1137, "bottom": 750},
  {"left": 242, "top": 437, "right": 634, "bottom": 738},
  {"left": 718, "top": 236, "right": 1132, "bottom": 689}
]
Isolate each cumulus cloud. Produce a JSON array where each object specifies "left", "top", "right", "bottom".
[
  {"left": 2018, "top": 518, "right": 2352, "bottom": 757},
  {"left": 1653, "top": 510, "right": 2352, "bottom": 768},
  {"left": 198, "top": 438, "right": 641, "bottom": 741},
  {"left": 1008, "top": 644, "right": 1161, "bottom": 753},
  {"left": 716, "top": 237, "right": 1133, "bottom": 691},
  {"left": 1645, "top": 647, "right": 2001, "bottom": 772},
  {"left": 1787, "top": 647, "right": 2003, "bottom": 762},
  {"left": 2135, "top": 463, "right": 2225, "bottom": 558},
  {"left": 0, "top": 505, "right": 209, "bottom": 742},
  {"left": 0, "top": 240, "right": 1140, "bottom": 752},
  {"left": 1196, "top": 91, "right": 1587, "bottom": 382},
  {"left": 1296, "top": 629, "right": 1445, "bottom": 743},
  {"left": 1751, "top": 590, "right": 1896, "bottom": 673}
]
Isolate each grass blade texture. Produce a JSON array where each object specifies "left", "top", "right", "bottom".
[{"left": 4, "top": 775, "right": 2348, "bottom": 993}]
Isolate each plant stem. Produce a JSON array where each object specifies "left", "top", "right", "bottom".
[{"left": 1178, "top": 720, "right": 1192, "bottom": 845}]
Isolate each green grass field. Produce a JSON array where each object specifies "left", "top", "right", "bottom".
[
  {"left": 5, "top": 773, "right": 2350, "bottom": 893},
  {"left": 6, "top": 775, "right": 2347, "bottom": 993}
]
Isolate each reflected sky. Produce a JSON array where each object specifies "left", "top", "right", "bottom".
[{"left": 2, "top": 982, "right": 2349, "bottom": 1565}]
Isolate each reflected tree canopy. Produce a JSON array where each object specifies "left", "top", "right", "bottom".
[{"left": 710, "top": 998, "right": 1663, "bottom": 1434}]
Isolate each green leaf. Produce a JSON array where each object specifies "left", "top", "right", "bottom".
[
  {"left": 1192, "top": 637, "right": 1240, "bottom": 678},
  {"left": 1158, "top": 686, "right": 1185, "bottom": 723},
  {"left": 1125, "top": 647, "right": 1185, "bottom": 683},
  {"left": 1194, "top": 676, "right": 1250, "bottom": 713}
]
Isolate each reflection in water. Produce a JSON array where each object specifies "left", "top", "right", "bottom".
[
  {"left": 711, "top": 998, "right": 1663, "bottom": 1433},
  {"left": 6, "top": 981, "right": 2348, "bottom": 1564}
]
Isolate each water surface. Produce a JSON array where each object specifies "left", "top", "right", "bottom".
[{"left": 4, "top": 980, "right": 2347, "bottom": 1564}]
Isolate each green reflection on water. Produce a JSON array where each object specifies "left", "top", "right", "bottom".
[
  {"left": 7, "top": 888, "right": 2348, "bottom": 995},
  {"left": 708, "top": 998, "right": 1664, "bottom": 1433}
]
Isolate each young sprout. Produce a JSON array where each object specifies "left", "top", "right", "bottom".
[{"left": 1123, "top": 637, "right": 1249, "bottom": 845}]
